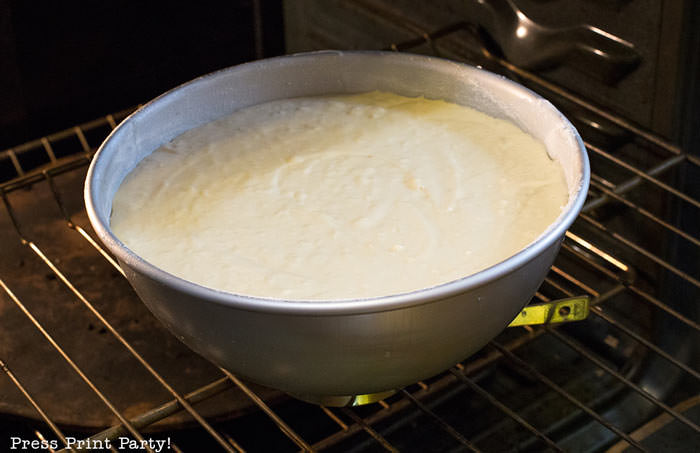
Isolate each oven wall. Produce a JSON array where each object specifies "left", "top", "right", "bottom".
[
  {"left": 283, "top": 0, "right": 692, "bottom": 144},
  {"left": 0, "top": 0, "right": 285, "bottom": 150}
]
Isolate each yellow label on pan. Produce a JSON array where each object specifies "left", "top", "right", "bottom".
[{"left": 508, "top": 296, "right": 590, "bottom": 327}]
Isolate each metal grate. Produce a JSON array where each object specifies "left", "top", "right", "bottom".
[{"left": 1, "top": 19, "right": 698, "bottom": 453}]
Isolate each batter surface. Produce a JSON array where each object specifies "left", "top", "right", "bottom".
[{"left": 111, "top": 92, "right": 568, "bottom": 300}]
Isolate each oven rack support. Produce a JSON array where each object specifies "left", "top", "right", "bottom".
[{"left": 1, "top": 22, "right": 699, "bottom": 453}]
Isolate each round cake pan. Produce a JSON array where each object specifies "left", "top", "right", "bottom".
[{"left": 85, "top": 51, "right": 589, "bottom": 404}]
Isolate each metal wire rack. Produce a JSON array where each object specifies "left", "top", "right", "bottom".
[{"left": 1, "top": 18, "right": 698, "bottom": 453}]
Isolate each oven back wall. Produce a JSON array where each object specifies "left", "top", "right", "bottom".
[{"left": 0, "top": 0, "right": 284, "bottom": 150}]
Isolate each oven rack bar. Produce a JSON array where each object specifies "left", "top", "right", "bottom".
[
  {"left": 0, "top": 108, "right": 133, "bottom": 182},
  {"left": 85, "top": 377, "right": 233, "bottom": 444},
  {"left": 538, "top": 278, "right": 698, "bottom": 430},
  {"left": 588, "top": 176, "right": 700, "bottom": 249},
  {"left": 219, "top": 369, "right": 314, "bottom": 452},
  {"left": 559, "top": 237, "right": 699, "bottom": 334},
  {"left": 0, "top": 358, "right": 72, "bottom": 451},
  {"left": 486, "top": 340, "right": 651, "bottom": 452},
  {"left": 0, "top": 277, "right": 156, "bottom": 453},
  {"left": 586, "top": 143, "right": 700, "bottom": 210},
  {"left": 306, "top": 330, "right": 549, "bottom": 451},
  {"left": 398, "top": 388, "right": 482, "bottom": 452},
  {"left": 450, "top": 366, "right": 566, "bottom": 452},
  {"left": 579, "top": 211, "right": 700, "bottom": 289},
  {"left": 0, "top": 26, "right": 697, "bottom": 453}
]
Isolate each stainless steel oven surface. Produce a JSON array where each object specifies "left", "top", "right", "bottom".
[{"left": 1, "top": 1, "right": 698, "bottom": 452}]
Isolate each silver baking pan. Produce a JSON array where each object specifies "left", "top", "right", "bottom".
[{"left": 85, "top": 51, "right": 589, "bottom": 405}]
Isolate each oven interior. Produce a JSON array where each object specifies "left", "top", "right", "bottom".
[{"left": 0, "top": 1, "right": 698, "bottom": 452}]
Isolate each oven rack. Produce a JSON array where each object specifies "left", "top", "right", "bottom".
[{"left": 1, "top": 21, "right": 698, "bottom": 453}]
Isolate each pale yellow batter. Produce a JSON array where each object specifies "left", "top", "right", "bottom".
[{"left": 111, "top": 92, "right": 568, "bottom": 300}]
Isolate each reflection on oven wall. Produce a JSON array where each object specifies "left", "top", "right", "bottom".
[{"left": 284, "top": 0, "right": 698, "bottom": 151}]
